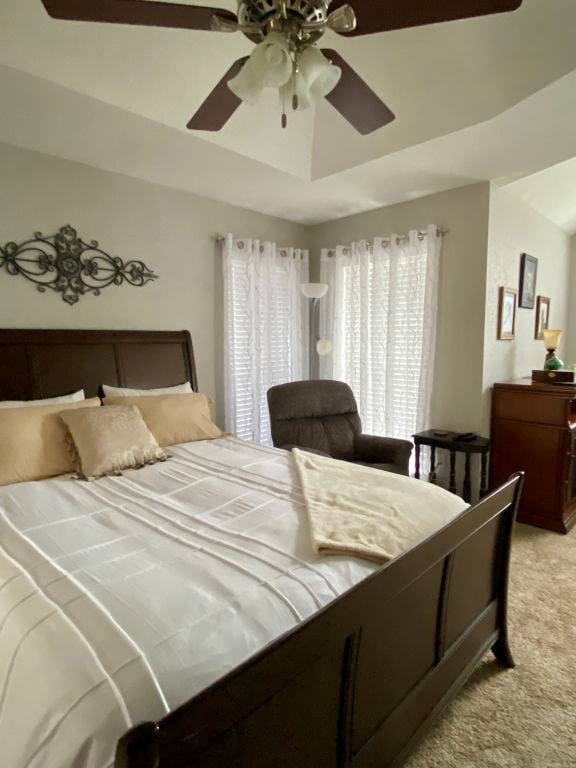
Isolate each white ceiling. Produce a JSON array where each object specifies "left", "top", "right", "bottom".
[
  {"left": 501, "top": 158, "right": 576, "bottom": 235},
  {"left": 1, "top": 0, "right": 576, "bottom": 224}
]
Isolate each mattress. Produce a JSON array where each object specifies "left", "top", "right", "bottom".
[{"left": 0, "top": 437, "right": 462, "bottom": 768}]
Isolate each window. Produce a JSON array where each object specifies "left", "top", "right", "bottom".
[
  {"left": 320, "top": 227, "right": 440, "bottom": 444},
  {"left": 223, "top": 236, "right": 309, "bottom": 444}
]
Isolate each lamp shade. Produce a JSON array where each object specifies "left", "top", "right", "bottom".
[
  {"left": 327, "top": 4, "right": 357, "bottom": 33},
  {"left": 543, "top": 329, "right": 563, "bottom": 350},
  {"left": 228, "top": 32, "right": 292, "bottom": 105},
  {"left": 300, "top": 283, "right": 328, "bottom": 300},
  {"left": 227, "top": 60, "right": 265, "bottom": 105},
  {"left": 300, "top": 47, "right": 341, "bottom": 104},
  {"left": 316, "top": 339, "right": 333, "bottom": 357}
]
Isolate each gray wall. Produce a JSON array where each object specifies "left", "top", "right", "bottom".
[
  {"left": 3, "top": 143, "right": 574, "bottom": 451},
  {"left": 0, "top": 143, "right": 310, "bottom": 426},
  {"left": 562, "top": 234, "right": 576, "bottom": 366},
  {"left": 483, "top": 185, "right": 573, "bottom": 428}
]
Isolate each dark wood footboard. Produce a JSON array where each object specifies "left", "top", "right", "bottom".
[{"left": 116, "top": 473, "right": 524, "bottom": 768}]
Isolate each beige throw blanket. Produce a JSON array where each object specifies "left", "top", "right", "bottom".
[{"left": 293, "top": 448, "right": 468, "bottom": 564}]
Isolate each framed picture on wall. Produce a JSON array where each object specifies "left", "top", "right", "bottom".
[
  {"left": 498, "top": 287, "right": 517, "bottom": 340},
  {"left": 535, "top": 295, "right": 551, "bottom": 340},
  {"left": 519, "top": 253, "right": 538, "bottom": 309}
]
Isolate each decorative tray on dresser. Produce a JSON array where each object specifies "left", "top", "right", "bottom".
[{"left": 491, "top": 378, "right": 576, "bottom": 534}]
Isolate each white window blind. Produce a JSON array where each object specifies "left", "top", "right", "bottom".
[
  {"left": 320, "top": 226, "right": 440, "bottom": 444},
  {"left": 223, "top": 235, "right": 309, "bottom": 444}
]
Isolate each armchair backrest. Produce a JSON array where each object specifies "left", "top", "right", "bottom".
[{"left": 267, "top": 380, "right": 362, "bottom": 460}]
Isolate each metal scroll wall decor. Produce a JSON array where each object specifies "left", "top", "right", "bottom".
[{"left": 0, "top": 225, "right": 158, "bottom": 305}]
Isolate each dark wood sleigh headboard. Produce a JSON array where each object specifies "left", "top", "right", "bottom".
[{"left": 0, "top": 329, "right": 198, "bottom": 401}]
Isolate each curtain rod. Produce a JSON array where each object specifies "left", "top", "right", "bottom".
[
  {"left": 357, "top": 226, "right": 449, "bottom": 242},
  {"left": 213, "top": 227, "right": 448, "bottom": 244},
  {"left": 362, "top": 226, "right": 448, "bottom": 244}
]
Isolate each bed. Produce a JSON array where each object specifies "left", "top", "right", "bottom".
[{"left": 0, "top": 329, "right": 523, "bottom": 768}]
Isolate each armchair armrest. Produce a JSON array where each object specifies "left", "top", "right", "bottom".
[
  {"left": 354, "top": 434, "right": 413, "bottom": 474},
  {"left": 279, "top": 444, "right": 332, "bottom": 458}
]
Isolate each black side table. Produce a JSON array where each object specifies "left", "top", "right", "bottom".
[{"left": 412, "top": 430, "right": 490, "bottom": 503}]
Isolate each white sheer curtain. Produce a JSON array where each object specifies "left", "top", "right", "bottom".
[
  {"left": 320, "top": 225, "right": 440, "bottom": 443},
  {"left": 223, "top": 234, "right": 309, "bottom": 444}
]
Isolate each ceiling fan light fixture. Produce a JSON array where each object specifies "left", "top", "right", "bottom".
[
  {"left": 258, "top": 37, "right": 292, "bottom": 86},
  {"left": 227, "top": 60, "right": 265, "bottom": 105},
  {"left": 327, "top": 4, "right": 357, "bottom": 34},
  {"left": 299, "top": 47, "right": 341, "bottom": 103},
  {"left": 228, "top": 32, "right": 293, "bottom": 104}
]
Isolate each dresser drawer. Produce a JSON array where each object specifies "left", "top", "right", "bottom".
[{"left": 493, "top": 390, "right": 569, "bottom": 426}]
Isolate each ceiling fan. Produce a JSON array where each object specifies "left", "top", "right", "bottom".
[{"left": 40, "top": 1, "right": 524, "bottom": 135}]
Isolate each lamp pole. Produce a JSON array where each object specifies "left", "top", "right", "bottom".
[{"left": 299, "top": 282, "right": 330, "bottom": 380}]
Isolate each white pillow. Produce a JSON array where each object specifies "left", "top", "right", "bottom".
[
  {"left": 102, "top": 382, "right": 193, "bottom": 397},
  {"left": 0, "top": 390, "right": 85, "bottom": 409}
]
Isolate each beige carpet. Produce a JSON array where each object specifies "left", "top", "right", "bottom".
[{"left": 406, "top": 524, "right": 576, "bottom": 768}]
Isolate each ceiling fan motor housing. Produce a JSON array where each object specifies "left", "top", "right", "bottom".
[{"left": 237, "top": 0, "right": 330, "bottom": 44}]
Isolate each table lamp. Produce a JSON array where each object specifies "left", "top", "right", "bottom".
[{"left": 543, "top": 329, "right": 563, "bottom": 371}]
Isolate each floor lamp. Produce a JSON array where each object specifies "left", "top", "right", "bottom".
[{"left": 300, "top": 283, "right": 333, "bottom": 378}]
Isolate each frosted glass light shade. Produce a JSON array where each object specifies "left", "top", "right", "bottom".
[
  {"left": 316, "top": 339, "right": 333, "bottom": 357},
  {"left": 543, "top": 329, "right": 563, "bottom": 350},
  {"left": 327, "top": 4, "right": 357, "bottom": 33},
  {"left": 300, "top": 283, "right": 328, "bottom": 300},
  {"left": 228, "top": 32, "right": 292, "bottom": 105},
  {"left": 300, "top": 47, "right": 341, "bottom": 104},
  {"left": 254, "top": 33, "right": 292, "bottom": 87},
  {"left": 228, "top": 62, "right": 265, "bottom": 105}
]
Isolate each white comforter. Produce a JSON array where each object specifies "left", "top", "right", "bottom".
[
  {"left": 0, "top": 437, "right": 462, "bottom": 768},
  {"left": 0, "top": 438, "right": 380, "bottom": 768}
]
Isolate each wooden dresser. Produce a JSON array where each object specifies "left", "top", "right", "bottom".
[{"left": 491, "top": 379, "right": 576, "bottom": 534}]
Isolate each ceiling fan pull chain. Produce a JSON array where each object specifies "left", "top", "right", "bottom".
[
  {"left": 292, "top": 59, "right": 299, "bottom": 111},
  {"left": 281, "top": 87, "right": 288, "bottom": 129}
]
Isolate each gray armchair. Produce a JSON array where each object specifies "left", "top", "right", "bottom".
[{"left": 267, "top": 380, "right": 413, "bottom": 476}]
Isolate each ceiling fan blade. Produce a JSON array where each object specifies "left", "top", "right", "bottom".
[
  {"left": 40, "top": 1, "right": 237, "bottom": 31},
  {"left": 322, "top": 50, "right": 394, "bottom": 135},
  {"left": 331, "top": 0, "right": 523, "bottom": 36},
  {"left": 187, "top": 58, "right": 249, "bottom": 132}
]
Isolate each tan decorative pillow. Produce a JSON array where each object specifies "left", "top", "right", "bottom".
[
  {"left": 0, "top": 398, "right": 101, "bottom": 487},
  {"left": 59, "top": 405, "right": 167, "bottom": 480},
  {"left": 104, "top": 393, "right": 223, "bottom": 447}
]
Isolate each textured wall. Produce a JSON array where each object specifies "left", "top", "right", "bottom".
[
  {"left": 565, "top": 235, "right": 576, "bottom": 366},
  {"left": 3, "top": 142, "right": 574, "bottom": 452},
  {"left": 483, "top": 185, "right": 572, "bottom": 429},
  {"left": 0, "top": 143, "right": 310, "bottom": 425}
]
